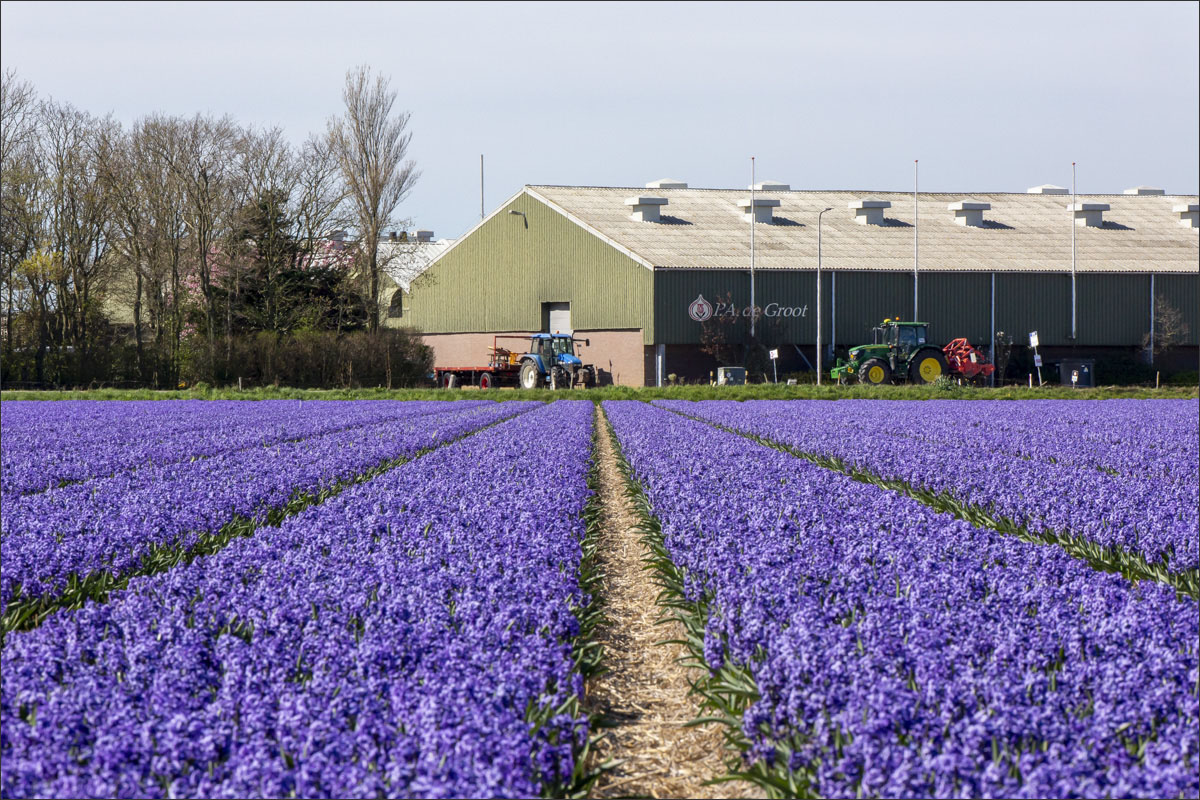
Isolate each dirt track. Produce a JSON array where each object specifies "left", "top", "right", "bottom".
[{"left": 585, "top": 405, "right": 760, "bottom": 799}]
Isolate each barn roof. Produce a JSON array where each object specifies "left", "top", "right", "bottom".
[{"left": 522, "top": 185, "right": 1199, "bottom": 273}]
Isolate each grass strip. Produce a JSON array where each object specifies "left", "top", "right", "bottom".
[
  {"left": 3, "top": 383, "right": 1195, "bottom": 403},
  {"left": 599, "top": 407, "right": 778, "bottom": 797},
  {"left": 1, "top": 406, "right": 536, "bottom": 641},
  {"left": 661, "top": 403, "right": 1198, "bottom": 600}
]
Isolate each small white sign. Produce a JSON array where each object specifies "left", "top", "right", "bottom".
[
  {"left": 1033, "top": 354, "right": 1043, "bottom": 367},
  {"left": 1072, "top": 370, "right": 1079, "bottom": 384},
  {"left": 1029, "top": 331, "right": 1040, "bottom": 348},
  {"left": 769, "top": 349, "right": 779, "bottom": 360}
]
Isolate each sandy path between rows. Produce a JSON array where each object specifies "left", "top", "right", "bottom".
[{"left": 585, "top": 405, "right": 761, "bottom": 799}]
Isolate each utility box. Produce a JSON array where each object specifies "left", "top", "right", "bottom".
[
  {"left": 715, "top": 367, "right": 746, "bottom": 386},
  {"left": 1058, "top": 359, "right": 1096, "bottom": 387}
]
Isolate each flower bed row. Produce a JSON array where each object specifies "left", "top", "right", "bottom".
[
  {"left": 1, "top": 402, "right": 534, "bottom": 623},
  {"left": 606, "top": 400, "right": 1199, "bottom": 799},
  {"left": 0, "top": 400, "right": 480, "bottom": 503},
  {"left": 1, "top": 400, "right": 597, "bottom": 799},
  {"left": 656, "top": 399, "right": 1199, "bottom": 574}
]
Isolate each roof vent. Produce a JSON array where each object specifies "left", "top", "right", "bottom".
[
  {"left": 1124, "top": 186, "right": 1166, "bottom": 196},
  {"left": 1069, "top": 203, "right": 1110, "bottom": 227},
  {"left": 948, "top": 201, "right": 991, "bottom": 227},
  {"left": 645, "top": 178, "right": 687, "bottom": 189},
  {"left": 1174, "top": 203, "right": 1199, "bottom": 228},
  {"left": 1028, "top": 184, "right": 1069, "bottom": 195},
  {"left": 415, "top": 230, "right": 434, "bottom": 242},
  {"left": 738, "top": 197, "right": 781, "bottom": 223},
  {"left": 849, "top": 198, "right": 891, "bottom": 225},
  {"left": 749, "top": 181, "right": 790, "bottom": 192},
  {"left": 625, "top": 195, "right": 668, "bottom": 223}
]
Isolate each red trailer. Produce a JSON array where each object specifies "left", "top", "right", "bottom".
[{"left": 433, "top": 335, "right": 525, "bottom": 389}]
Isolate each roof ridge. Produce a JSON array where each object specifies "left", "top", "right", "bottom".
[{"left": 528, "top": 184, "right": 1199, "bottom": 197}]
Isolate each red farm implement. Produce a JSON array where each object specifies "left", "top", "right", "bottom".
[{"left": 943, "top": 338, "right": 996, "bottom": 384}]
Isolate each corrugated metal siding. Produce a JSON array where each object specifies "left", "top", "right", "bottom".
[
  {"left": 657, "top": 270, "right": 1021, "bottom": 347},
  {"left": 915, "top": 273, "right": 992, "bottom": 346},
  {"left": 401, "top": 192, "right": 655, "bottom": 341},
  {"left": 1156, "top": 273, "right": 1200, "bottom": 346},
  {"left": 995, "top": 273, "right": 1072, "bottom": 346},
  {"left": 829, "top": 272, "right": 913, "bottom": 345},
  {"left": 1077, "top": 274, "right": 1151, "bottom": 346},
  {"left": 654, "top": 270, "right": 821, "bottom": 344}
]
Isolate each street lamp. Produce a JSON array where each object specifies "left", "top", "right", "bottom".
[{"left": 816, "top": 207, "right": 833, "bottom": 386}]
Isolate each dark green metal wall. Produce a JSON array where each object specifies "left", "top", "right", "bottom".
[
  {"left": 653, "top": 269, "right": 1197, "bottom": 348},
  {"left": 400, "top": 192, "right": 655, "bottom": 339},
  {"left": 1156, "top": 274, "right": 1200, "bottom": 346}
]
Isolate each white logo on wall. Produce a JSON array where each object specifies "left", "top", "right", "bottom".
[
  {"left": 688, "top": 294, "right": 714, "bottom": 322},
  {"left": 687, "top": 293, "right": 807, "bottom": 322}
]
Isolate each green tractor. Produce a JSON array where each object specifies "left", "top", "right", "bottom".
[{"left": 830, "top": 318, "right": 949, "bottom": 385}]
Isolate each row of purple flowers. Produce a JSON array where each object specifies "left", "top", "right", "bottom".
[{"left": 655, "top": 399, "right": 1199, "bottom": 572}]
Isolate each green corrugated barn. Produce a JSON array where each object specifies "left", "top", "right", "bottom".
[{"left": 387, "top": 182, "right": 1199, "bottom": 385}]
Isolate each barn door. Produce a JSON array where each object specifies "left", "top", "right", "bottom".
[{"left": 543, "top": 302, "right": 571, "bottom": 334}]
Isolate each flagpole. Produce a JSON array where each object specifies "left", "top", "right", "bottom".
[
  {"left": 750, "top": 156, "right": 756, "bottom": 339},
  {"left": 914, "top": 159, "right": 919, "bottom": 321}
]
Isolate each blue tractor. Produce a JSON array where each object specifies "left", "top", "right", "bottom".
[{"left": 516, "top": 333, "right": 594, "bottom": 389}]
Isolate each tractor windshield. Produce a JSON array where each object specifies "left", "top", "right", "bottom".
[
  {"left": 551, "top": 338, "right": 574, "bottom": 357},
  {"left": 897, "top": 326, "right": 918, "bottom": 348}
]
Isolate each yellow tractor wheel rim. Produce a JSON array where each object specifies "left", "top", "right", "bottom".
[
  {"left": 867, "top": 365, "right": 885, "bottom": 383},
  {"left": 919, "top": 357, "right": 943, "bottom": 382}
]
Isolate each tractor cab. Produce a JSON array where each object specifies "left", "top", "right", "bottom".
[{"left": 528, "top": 333, "right": 582, "bottom": 367}]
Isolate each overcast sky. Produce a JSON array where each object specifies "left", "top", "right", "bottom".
[{"left": 3, "top": 0, "right": 1197, "bottom": 238}]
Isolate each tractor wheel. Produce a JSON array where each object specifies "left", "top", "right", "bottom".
[
  {"left": 519, "top": 361, "right": 541, "bottom": 390},
  {"left": 442, "top": 373, "right": 458, "bottom": 389},
  {"left": 909, "top": 350, "right": 949, "bottom": 384},
  {"left": 859, "top": 358, "right": 892, "bottom": 386},
  {"left": 478, "top": 373, "right": 493, "bottom": 390}
]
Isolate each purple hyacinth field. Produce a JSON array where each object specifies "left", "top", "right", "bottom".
[
  {"left": 2, "top": 397, "right": 1197, "bottom": 799},
  {"left": 608, "top": 399, "right": 1199, "bottom": 798}
]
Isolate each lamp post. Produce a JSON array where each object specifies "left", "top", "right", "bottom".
[{"left": 816, "top": 207, "right": 833, "bottom": 386}]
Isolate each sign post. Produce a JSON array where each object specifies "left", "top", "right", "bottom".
[
  {"left": 1028, "top": 331, "right": 1043, "bottom": 387},
  {"left": 769, "top": 348, "right": 779, "bottom": 384}
]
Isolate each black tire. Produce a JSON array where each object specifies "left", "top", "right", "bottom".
[
  {"left": 909, "top": 349, "right": 949, "bottom": 384},
  {"left": 478, "top": 373, "right": 493, "bottom": 390},
  {"left": 442, "top": 373, "right": 458, "bottom": 389},
  {"left": 859, "top": 358, "right": 892, "bottom": 386},
  {"left": 519, "top": 361, "right": 541, "bottom": 390}
]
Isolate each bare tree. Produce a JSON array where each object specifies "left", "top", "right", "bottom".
[
  {"left": 293, "top": 133, "right": 349, "bottom": 254},
  {"left": 40, "top": 100, "right": 118, "bottom": 377},
  {"left": 1143, "top": 294, "right": 1191, "bottom": 364},
  {"left": 146, "top": 114, "right": 242, "bottom": 373},
  {"left": 1, "top": 70, "right": 41, "bottom": 369},
  {"left": 328, "top": 65, "right": 419, "bottom": 331}
]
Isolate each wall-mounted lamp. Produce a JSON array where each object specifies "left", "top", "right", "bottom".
[{"left": 508, "top": 209, "right": 527, "bottom": 228}]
